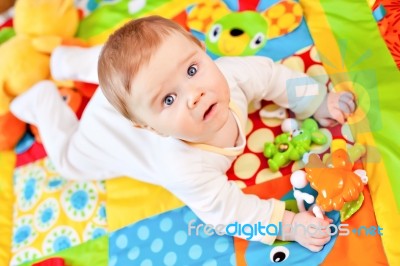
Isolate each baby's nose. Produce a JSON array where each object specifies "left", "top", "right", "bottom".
[{"left": 188, "top": 91, "right": 205, "bottom": 109}]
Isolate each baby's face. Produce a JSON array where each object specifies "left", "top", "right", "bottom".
[{"left": 126, "top": 32, "right": 231, "bottom": 143}]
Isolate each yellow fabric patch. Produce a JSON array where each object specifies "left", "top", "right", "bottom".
[
  {"left": 106, "top": 177, "right": 183, "bottom": 232},
  {"left": 10, "top": 158, "right": 107, "bottom": 265},
  {"left": 0, "top": 151, "right": 16, "bottom": 266}
]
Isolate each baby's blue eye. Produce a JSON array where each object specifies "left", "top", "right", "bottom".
[
  {"left": 187, "top": 65, "right": 197, "bottom": 76},
  {"left": 164, "top": 95, "right": 176, "bottom": 106}
]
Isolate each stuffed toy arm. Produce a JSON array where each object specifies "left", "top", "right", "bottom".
[{"left": 51, "top": 45, "right": 103, "bottom": 84}]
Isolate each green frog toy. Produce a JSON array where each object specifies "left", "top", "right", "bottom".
[{"left": 263, "top": 118, "right": 327, "bottom": 172}]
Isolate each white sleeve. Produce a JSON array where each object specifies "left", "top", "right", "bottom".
[
  {"left": 157, "top": 149, "right": 285, "bottom": 245},
  {"left": 216, "top": 56, "right": 327, "bottom": 119},
  {"left": 51, "top": 45, "right": 103, "bottom": 84}
]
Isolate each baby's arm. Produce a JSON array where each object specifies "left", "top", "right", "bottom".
[
  {"left": 157, "top": 151, "right": 331, "bottom": 250},
  {"left": 160, "top": 168, "right": 286, "bottom": 244},
  {"left": 216, "top": 56, "right": 355, "bottom": 125}
]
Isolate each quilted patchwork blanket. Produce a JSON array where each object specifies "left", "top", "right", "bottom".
[{"left": 1, "top": 0, "right": 399, "bottom": 265}]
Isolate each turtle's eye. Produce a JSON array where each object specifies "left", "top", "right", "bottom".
[
  {"left": 209, "top": 24, "right": 222, "bottom": 43},
  {"left": 270, "top": 246, "right": 289, "bottom": 263},
  {"left": 250, "top": 32, "right": 265, "bottom": 49}
]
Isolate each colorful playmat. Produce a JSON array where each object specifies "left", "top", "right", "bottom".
[{"left": 1, "top": 0, "right": 399, "bottom": 265}]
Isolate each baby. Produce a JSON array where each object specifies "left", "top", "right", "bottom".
[{"left": 11, "top": 16, "right": 355, "bottom": 251}]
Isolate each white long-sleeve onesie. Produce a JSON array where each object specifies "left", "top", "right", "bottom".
[{"left": 11, "top": 46, "right": 326, "bottom": 244}]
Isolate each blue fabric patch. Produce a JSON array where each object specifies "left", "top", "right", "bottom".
[
  {"left": 257, "top": 19, "right": 313, "bottom": 62},
  {"left": 372, "top": 4, "right": 386, "bottom": 22},
  {"left": 109, "top": 207, "right": 235, "bottom": 266},
  {"left": 223, "top": 0, "right": 239, "bottom": 11}
]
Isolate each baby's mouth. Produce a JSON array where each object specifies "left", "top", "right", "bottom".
[{"left": 203, "top": 103, "right": 217, "bottom": 120}]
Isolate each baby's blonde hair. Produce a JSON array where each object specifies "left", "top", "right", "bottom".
[{"left": 98, "top": 15, "right": 202, "bottom": 122}]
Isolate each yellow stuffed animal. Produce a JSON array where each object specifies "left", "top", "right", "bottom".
[{"left": 0, "top": 0, "right": 79, "bottom": 150}]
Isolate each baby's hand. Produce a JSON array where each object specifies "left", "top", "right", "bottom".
[
  {"left": 277, "top": 211, "right": 332, "bottom": 252},
  {"left": 313, "top": 91, "right": 356, "bottom": 127}
]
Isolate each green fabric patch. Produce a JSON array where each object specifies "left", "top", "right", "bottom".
[
  {"left": 0, "top": 28, "right": 15, "bottom": 45},
  {"left": 21, "top": 236, "right": 108, "bottom": 266},
  {"left": 321, "top": 0, "right": 400, "bottom": 210},
  {"left": 77, "top": 0, "right": 173, "bottom": 40}
]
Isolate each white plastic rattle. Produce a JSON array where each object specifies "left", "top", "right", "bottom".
[{"left": 290, "top": 170, "right": 324, "bottom": 218}]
